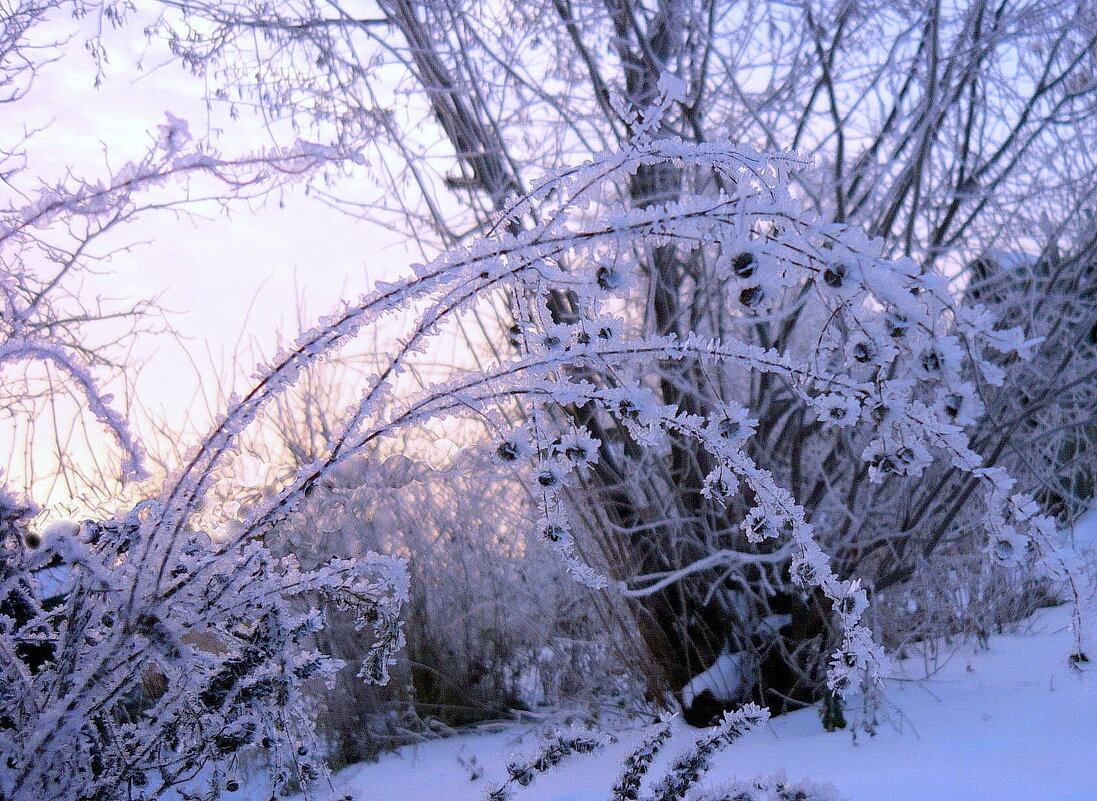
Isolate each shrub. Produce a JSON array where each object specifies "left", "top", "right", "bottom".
[{"left": 269, "top": 448, "right": 621, "bottom": 765}]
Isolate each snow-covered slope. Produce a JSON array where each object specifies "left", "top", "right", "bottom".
[{"left": 311, "top": 604, "right": 1096, "bottom": 801}]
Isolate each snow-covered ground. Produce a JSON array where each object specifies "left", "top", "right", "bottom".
[{"left": 300, "top": 603, "right": 1096, "bottom": 801}]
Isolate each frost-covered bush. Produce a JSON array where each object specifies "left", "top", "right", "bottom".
[
  {"left": 872, "top": 554, "right": 1060, "bottom": 658},
  {"left": 966, "top": 245, "right": 1097, "bottom": 525},
  {"left": 609, "top": 718, "right": 674, "bottom": 801},
  {"left": 2, "top": 11, "right": 1089, "bottom": 790},
  {"left": 862, "top": 241, "right": 1097, "bottom": 656},
  {"left": 204, "top": 357, "right": 628, "bottom": 760},
  {"left": 0, "top": 500, "right": 405, "bottom": 801},
  {"left": 100, "top": 94, "right": 1079, "bottom": 756},
  {"left": 487, "top": 726, "right": 612, "bottom": 801},
  {"left": 7, "top": 94, "right": 906, "bottom": 796},
  {"left": 149, "top": 0, "right": 1097, "bottom": 718},
  {"left": 263, "top": 444, "right": 620, "bottom": 765}
]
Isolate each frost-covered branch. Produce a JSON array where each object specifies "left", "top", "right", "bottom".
[{"left": 486, "top": 727, "right": 610, "bottom": 801}]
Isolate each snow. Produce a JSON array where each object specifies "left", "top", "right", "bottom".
[
  {"left": 283, "top": 605, "right": 1097, "bottom": 801},
  {"left": 681, "top": 650, "right": 747, "bottom": 707}
]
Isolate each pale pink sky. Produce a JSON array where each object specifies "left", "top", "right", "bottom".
[{"left": 22, "top": 11, "right": 411, "bottom": 438}]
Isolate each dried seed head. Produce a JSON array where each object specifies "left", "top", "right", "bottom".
[
  {"left": 731, "top": 251, "right": 756, "bottom": 278},
  {"left": 739, "top": 285, "right": 764, "bottom": 308}
]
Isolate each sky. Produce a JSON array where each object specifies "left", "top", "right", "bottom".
[{"left": 13, "top": 7, "right": 417, "bottom": 496}]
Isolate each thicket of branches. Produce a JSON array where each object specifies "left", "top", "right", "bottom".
[
  {"left": 264, "top": 437, "right": 621, "bottom": 766},
  {"left": 144, "top": 0, "right": 1097, "bottom": 714},
  {"left": 2, "top": 2, "right": 1096, "bottom": 799}
]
